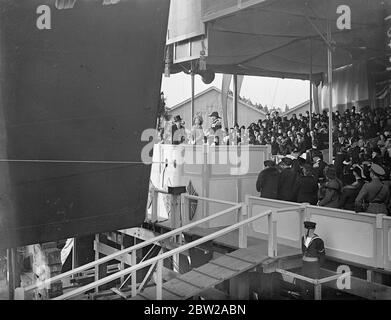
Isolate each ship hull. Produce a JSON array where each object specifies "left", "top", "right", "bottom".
[{"left": 0, "top": 0, "right": 170, "bottom": 249}]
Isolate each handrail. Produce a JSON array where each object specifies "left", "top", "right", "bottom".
[
  {"left": 53, "top": 209, "right": 273, "bottom": 300},
  {"left": 184, "top": 194, "right": 239, "bottom": 206},
  {"left": 22, "top": 202, "right": 242, "bottom": 293}
]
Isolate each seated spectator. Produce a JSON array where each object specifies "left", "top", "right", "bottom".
[
  {"left": 318, "top": 165, "right": 343, "bottom": 208},
  {"left": 339, "top": 165, "right": 366, "bottom": 211},
  {"left": 294, "top": 164, "right": 318, "bottom": 205}
]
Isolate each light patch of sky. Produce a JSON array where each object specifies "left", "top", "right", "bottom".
[{"left": 161, "top": 73, "right": 310, "bottom": 110}]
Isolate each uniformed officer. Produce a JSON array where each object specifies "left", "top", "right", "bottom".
[
  {"left": 355, "top": 163, "right": 390, "bottom": 214},
  {"left": 301, "top": 221, "right": 325, "bottom": 299}
]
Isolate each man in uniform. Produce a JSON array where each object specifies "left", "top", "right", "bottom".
[
  {"left": 355, "top": 163, "right": 390, "bottom": 215},
  {"left": 301, "top": 221, "right": 325, "bottom": 299}
]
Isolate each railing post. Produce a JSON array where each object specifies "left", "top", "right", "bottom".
[
  {"left": 268, "top": 210, "right": 277, "bottom": 257},
  {"left": 314, "top": 283, "right": 322, "bottom": 300},
  {"left": 94, "top": 234, "right": 99, "bottom": 294},
  {"left": 131, "top": 250, "right": 137, "bottom": 297},
  {"left": 375, "top": 214, "right": 385, "bottom": 269},
  {"left": 181, "top": 193, "right": 188, "bottom": 226},
  {"left": 156, "top": 258, "right": 163, "bottom": 300},
  {"left": 151, "top": 188, "right": 158, "bottom": 222},
  {"left": 239, "top": 202, "right": 248, "bottom": 249}
]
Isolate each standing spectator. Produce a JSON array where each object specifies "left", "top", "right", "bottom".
[
  {"left": 355, "top": 164, "right": 390, "bottom": 215},
  {"left": 278, "top": 157, "right": 297, "bottom": 202},
  {"left": 190, "top": 114, "right": 204, "bottom": 145},
  {"left": 256, "top": 160, "right": 280, "bottom": 200},
  {"left": 171, "top": 115, "right": 186, "bottom": 145}
]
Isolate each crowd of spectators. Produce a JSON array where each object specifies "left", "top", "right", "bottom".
[{"left": 161, "top": 105, "right": 391, "bottom": 215}]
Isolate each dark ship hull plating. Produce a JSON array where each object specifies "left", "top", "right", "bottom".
[{"left": 0, "top": 0, "right": 170, "bottom": 249}]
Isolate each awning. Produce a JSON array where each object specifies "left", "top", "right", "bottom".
[{"left": 202, "top": 0, "right": 387, "bottom": 81}]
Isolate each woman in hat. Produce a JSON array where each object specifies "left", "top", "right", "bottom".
[
  {"left": 355, "top": 164, "right": 390, "bottom": 215},
  {"left": 339, "top": 165, "right": 366, "bottom": 211},
  {"left": 190, "top": 114, "right": 204, "bottom": 145},
  {"left": 318, "top": 165, "right": 343, "bottom": 208}
]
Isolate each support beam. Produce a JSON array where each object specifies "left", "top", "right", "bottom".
[
  {"left": 191, "top": 62, "right": 195, "bottom": 124},
  {"left": 233, "top": 73, "right": 238, "bottom": 127},
  {"left": 327, "top": 20, "right": 333, "bottom": 164},
  {"left": 309, "top": 38, "right": 313, "bottom": 129}
]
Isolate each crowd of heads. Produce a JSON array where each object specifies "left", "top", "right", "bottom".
[
  {"left": 254, "top": 105, "right": 391, "bottom": 214},
  {"left": 163, "top": 105, "right": 391, "bottom": 214}
]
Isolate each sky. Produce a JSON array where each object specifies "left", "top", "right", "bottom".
[{"left": 161, "top": 73, "right": 310, "bottom": 110}]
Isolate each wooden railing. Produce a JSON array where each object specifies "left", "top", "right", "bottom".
[{"left": 15, "top": 191, "right": 304, "bottom": 300}]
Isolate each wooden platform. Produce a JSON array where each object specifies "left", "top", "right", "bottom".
[{"left": 129, "top": 244, "right": 300, "bottom": 300}]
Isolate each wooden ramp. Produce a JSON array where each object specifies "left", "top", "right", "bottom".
[{"left": 130, "top": 244, "right": 298, "bottom": 300}]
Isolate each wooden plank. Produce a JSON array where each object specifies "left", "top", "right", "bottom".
[
  {"left": 163, "top": 279, "right": 200, "bottom": 299},
  {"left": 180, "top": 271, "right": 221, "bottom": 288},
  {"left": 212, "top": 255, "right": 253, "bottom": 271},
  {"left": 195, "top": 263, "right": 236, "bottom": 281}
]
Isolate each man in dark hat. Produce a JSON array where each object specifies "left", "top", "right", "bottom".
[
  {"left": 207, "top": 111, "right": 223, "bottom": 145},
  {"left": 256, "top": 160, "right": 280, "bottom": 200},
  {"left": 355, "top": 164, "right": 389, "bottom": 214},
  {"left": 208, "top": 111, "right": 222, "bottom": 133},
  {"left": 301, "top": 221, "right": 325, "bottom": 299},
  {"left": 171, "top": 115, "right": 186, "bottom": 145}
]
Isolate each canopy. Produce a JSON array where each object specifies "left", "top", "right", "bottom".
[{"left": 202, "top": 0, "right": 387, "bottom": 81}]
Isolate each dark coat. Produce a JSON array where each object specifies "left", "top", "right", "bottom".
[
  {"left": 339, "top": 180, "right": 365, "bottom": 211},
  {"left": 295, "top": 176, "right": 319, "bottom": 205},
  {"left": 171, "top": 124, "right": 186, "bottom": 145},
  {"left": 256, "top": 167, "right": 280, "bottom": 200},
  {"left": 278, "top": 168, "right": 298, "bottom": 202}
]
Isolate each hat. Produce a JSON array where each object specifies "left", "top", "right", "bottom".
[
  {"left": 324, "top": 165, "right": 337, "bottom": 179},
  {"left": 281, "top": 157, "right": 293, "bottom": 166},
  {"left": 304, "top": 221, "right": 316, "bottom": 229},
  {"left": 264, "top": 160, "right": 275, "bottom": 167},
  {"left": 209, "top": 112, "right": 221, "bottom": 119},
  {"left": 370, "top": 163, "right": 385, "bottom": 177},
  {"left": 173, "top": 115, "right": 182, "bottom": 122}
]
